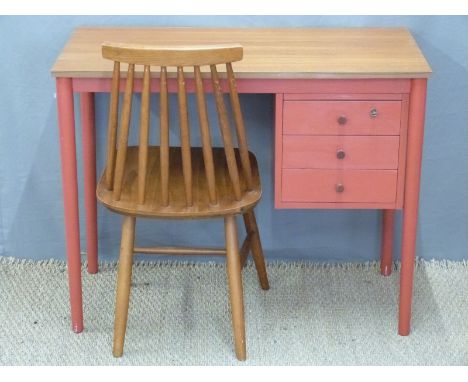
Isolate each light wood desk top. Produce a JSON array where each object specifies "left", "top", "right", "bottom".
[{"left": 51, "top": 27, "right": 431, "bottom": 79}]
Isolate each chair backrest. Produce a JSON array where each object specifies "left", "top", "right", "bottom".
[{"left": 101, "top": 43, "right": 254, "bottom": 208}]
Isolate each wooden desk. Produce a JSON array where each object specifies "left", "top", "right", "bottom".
[{"left": 51, "top": 27, "right": 431, "bottom": 335}]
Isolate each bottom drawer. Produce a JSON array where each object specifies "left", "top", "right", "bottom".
[{"left": 282, "top": 169, "right": 398, "bottom": 203}]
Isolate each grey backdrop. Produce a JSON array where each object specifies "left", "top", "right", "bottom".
[{"left": 1, "top": 16, "right": 467, "bottom": 263}]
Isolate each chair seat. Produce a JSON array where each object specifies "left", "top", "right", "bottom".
[{"left": 97, "top": 146, "right": 262, "bottom": 218}]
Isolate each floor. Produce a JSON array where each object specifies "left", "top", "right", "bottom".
[{"left": 0, "top": 256, "right": 467, "bottom": 365}]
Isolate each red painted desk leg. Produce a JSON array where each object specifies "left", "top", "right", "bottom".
[
  {"left": 80, "top": 92, "right": 98, "bottom": 274},
  {"left": 380, "top": 209, "right": 395, "bottom": 276},
  {"left": 56, "top": 78, "right": 84, "bottom": 333},
  {"left": 398, "top": 78, "right": 427, "bottom": 336}
]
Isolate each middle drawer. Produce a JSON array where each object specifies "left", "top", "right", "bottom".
[{"left": 282, "top": 135, "right": 400, "bottom": 170}]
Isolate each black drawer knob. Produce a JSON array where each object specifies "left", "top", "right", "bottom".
[
  {"left": 337, "top": 115, "right": 347, "bottom": 125},
  {"left": 335, "top": 183, "right": 345, "bottom": 193},
  {"left": 336, "top": 149, "right": 346, "bottom": 160}
]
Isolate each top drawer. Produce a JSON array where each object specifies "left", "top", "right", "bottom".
[{"left": 283, "top": 100, "right": 402, "bottom": 135}]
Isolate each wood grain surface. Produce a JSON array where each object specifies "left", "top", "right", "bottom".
[{"left": 52, "top": 28, "right": 431, "bottom": 78}]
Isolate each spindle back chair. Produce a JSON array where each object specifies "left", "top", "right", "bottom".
[{"left": 96, "top": 43, "right": 269, "bottom": 361}]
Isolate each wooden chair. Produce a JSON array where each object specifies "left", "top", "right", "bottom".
[{"left": 96, "top": 43, "right": 270, "bottom": 361}]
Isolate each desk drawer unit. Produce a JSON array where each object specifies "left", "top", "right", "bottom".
[{"left": 275, "top": 86, "right": 409, "bottom": 209}]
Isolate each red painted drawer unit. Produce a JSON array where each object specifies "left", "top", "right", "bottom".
[{"left": 274, "top": 80, "right": 410, "bottom": 209}]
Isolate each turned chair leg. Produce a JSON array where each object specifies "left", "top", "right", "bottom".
[
  {"left": 243, "top": 209, "right": 270, "bottom": 290},
  {"left": 113, "top": 216, "right": 136, "bottom": 357},
  {"left": 224, "top": 215, "right": 246, "bottom": 361}
]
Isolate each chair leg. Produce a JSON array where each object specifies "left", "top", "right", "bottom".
[
  {"left": 243, "top": 209, "right": 270, "bottom": 290},
  {"left": 224, "top": 215, "right": 246, "bottom": 361},
  {"left": 113, "top": 216, "right": 136, "bottom": 357}
]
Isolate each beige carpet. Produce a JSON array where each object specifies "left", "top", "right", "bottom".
[{"left": 0, "top": 256, "right": 467, "bottom": 365}]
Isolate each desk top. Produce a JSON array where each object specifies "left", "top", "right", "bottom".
[{"left": 51, "top": 27, "right": 431, "bottom": 79}]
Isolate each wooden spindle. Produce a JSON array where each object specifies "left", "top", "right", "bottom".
[
  {"left": 226, "top": 63, "right": 253, "bottom": 190},
  {"left": 177, "top": 66, "right": 193, "bottom": 207},
  {"left": 210, "top": 64, "right": 242, "bottom": 200},
  {"left": 159, "top": 67, "right": 170, "bottom": 207},
  {"left": 105, "top": 61, "right": 120, "bottom": 189},
  {"left": 194, "top": 65, "right": 217, "bottom": 205},
  {"left": 137, "top": 65, "right": 151, "bottom": 204},
  {"left": 113, "top": 63, "right": 135, "bottom": 200}
]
